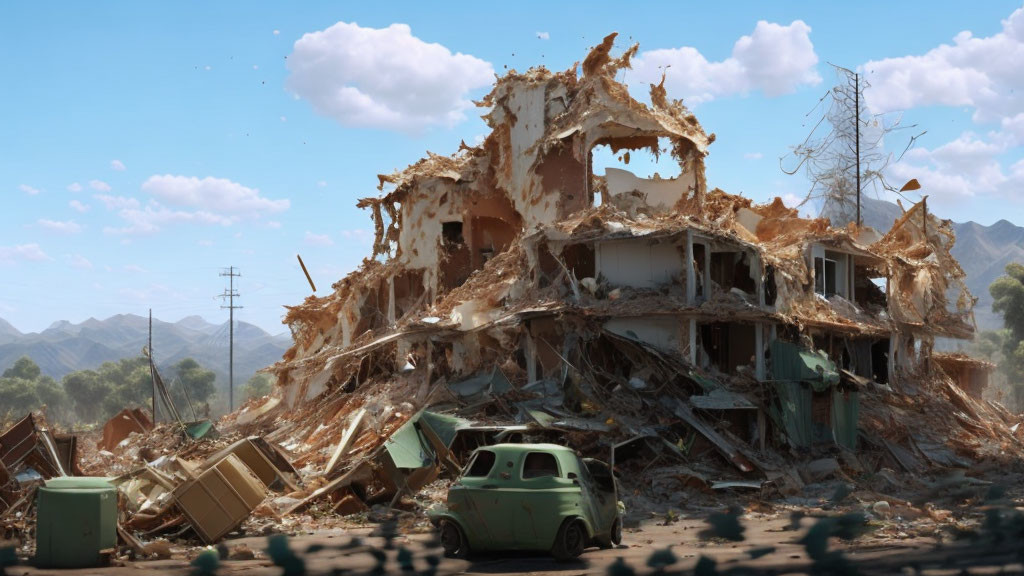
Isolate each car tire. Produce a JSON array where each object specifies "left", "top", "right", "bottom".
[
  {"left": 594, "top": 517, "right": 622, "bottom": 549},
  {"left": 439, "top": 519, "right": 469, "bottom": 559},
  {"left": 551, "top": 519, "right": 586, "bottom": 561}
]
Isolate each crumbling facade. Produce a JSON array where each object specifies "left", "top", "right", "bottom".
[{"left": 254, "top": 34, "right": 1015, "bottom": 509}]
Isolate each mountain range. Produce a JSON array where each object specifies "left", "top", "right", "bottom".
[
  {"left": 0, "top": 314, "right": 292, "bottom": 395},
  {"left": 829, "top": 195, "right": 1023, "bottom": 334}
]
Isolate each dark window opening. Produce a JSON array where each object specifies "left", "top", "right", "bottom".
[
  {"left": 693, "top": 243, "right": 707, "bottom": 300},
  {"left": 465, "top": 450, "right": 496, "bottom": 477},
  {"left": 871, "top": 339, "right": 890, "bottom": 384},
  {"left": 764, "top": 265, "right": 777, "bottom": 306},
  {"left": 522, "top": 452, "right": 560, "bottom": 479},
  {"left": 563, "top": 243, "right": 596, "bottom": 280},
  {"left": 710, "top": 251, "right": 755, "bottom": 294},
  {"left": 814, "top": 256, "right": 839, "bottom": 297},
  {"left": 442, "top": 221, "right": 464, "bottom": 245},
  {"left": 699, "top": 322, "right": 756, "bottom": 374}
]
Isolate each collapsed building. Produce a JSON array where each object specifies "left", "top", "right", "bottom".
[{"left": 238, "top": 34, "right": 1016, "bottom": 511}]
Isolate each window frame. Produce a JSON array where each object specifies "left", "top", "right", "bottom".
[{"left": 520, "top": 451, "right": 562, "bottom": 480}]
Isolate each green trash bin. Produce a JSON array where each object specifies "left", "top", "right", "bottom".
[{"left": 35, "top": 476, "right": 117, "bottom": 568}]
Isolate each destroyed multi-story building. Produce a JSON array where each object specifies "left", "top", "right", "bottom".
[{"left": 254, "top": 34, "right": 1015, "bottom": 508}]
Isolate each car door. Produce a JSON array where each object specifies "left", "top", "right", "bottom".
[
  {"left": 511, "top": 450, "right": 572, "bottom": 550},
  {"left": 583, "top": 458, "right": 618, "bottom": 535},
  {"left": 468, "top": 449, "right": 518, "bottom": 549}
]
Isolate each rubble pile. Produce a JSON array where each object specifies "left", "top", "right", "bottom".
[{"left": 1, "top": 34, "right": 1021, "bottom": 564}]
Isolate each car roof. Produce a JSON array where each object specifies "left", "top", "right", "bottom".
[{"left": 475, "top": 443, "right": 576, "bottom": 454}]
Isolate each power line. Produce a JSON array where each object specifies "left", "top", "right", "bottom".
[{"left": 218, "top": 266, "right": 242, "bottom": 412}]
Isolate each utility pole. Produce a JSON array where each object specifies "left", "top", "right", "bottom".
[
  {"left": 219, "top": 267, "right": 242, "bottom": 412},
  {"left": 149, "top": 308, "right": 156, "bottom": 423},
  {"left": 854, "top": 72, "right": 861, "bottom": 227}
]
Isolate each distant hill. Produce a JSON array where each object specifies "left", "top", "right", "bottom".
[
  {"left": 0, "top": 314, "right": 292, "bottom": 397},
  {"left": 824, "top": 195, "right": 1024, "bottom": 334}
]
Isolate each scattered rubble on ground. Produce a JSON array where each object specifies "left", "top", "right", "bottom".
[{"left": 2, "top": 34, "right": 1023, "bottom": 568}]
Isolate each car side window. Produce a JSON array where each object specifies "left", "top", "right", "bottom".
[
  {"left": 464, "top": 450, "right": 496, "bottom": 477},
  {"left": 522, "top": 452, "right": 560, "bottom": 479}
]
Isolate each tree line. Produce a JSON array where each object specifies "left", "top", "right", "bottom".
[{"left": 0, "top": 355, "right": 274, "bottom": 428}]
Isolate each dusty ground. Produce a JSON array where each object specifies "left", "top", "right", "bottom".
[{"left": 9, "top": 509, "right": 1024, "bottom": 576}]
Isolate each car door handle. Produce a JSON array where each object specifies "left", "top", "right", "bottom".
[{"left": 482, "top": 484, "right": 498, "bottom": 489}]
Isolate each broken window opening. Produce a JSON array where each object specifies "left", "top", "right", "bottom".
[
  {"left": 522, "top": 452, "right": 560, "bottom": 479},
  {"left": 591, "top": 137, "right": 683, "bottom": 180},
  {"left": 442, "top": 221, "right": 464, "bottom": 245},
  {"left": 698, "top": 322, "right": 756, "bottom": 374},
  {"left": 589, "top": 137, "right": 692, "bottom": 211},
  {"left": 693, "top": 243, "right": 707, "bottom": 302},
  {"left": 854, "top": 271, "right": 887, "bottom": 311},
  {"left": 465, "top": 450, "right": 496, "bottom": 477},
  {"left": 709, "top": 251, "right": 756, "bottom": 295},
  {"left": 439, "top": 220, "right": 472, "bottom": 292},
  {"left": 871, "top": 339, "right": 890, "bottom": 384},
  {"left": 764, "top": 265, "right": 777, "bottom": 306},
  {"left": 563, "top": 243, "right": 595, "bottom": 281}
]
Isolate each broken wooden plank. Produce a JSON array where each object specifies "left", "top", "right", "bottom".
[
  {"left": 325, "top": 408, "right": 367, "bottom": 476},
  {"left": 661, "top": 396, "right": 756, "bottom": 473}
]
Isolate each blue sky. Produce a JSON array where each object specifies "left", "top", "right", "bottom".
[{"left": 3, "top": 1, "right": 1023, "bottom": 334}]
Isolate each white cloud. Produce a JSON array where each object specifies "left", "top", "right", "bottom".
[
  {"left": 67, "top": 182, "right": 83, "bottom": 192},
  {"left": 253, "top": 65, "right": 259, "bottom": 70},
  {"left": 123, "top": 264, "right": 147, "bottom": 273},
  {"left": 304, "top": 231, "right": 334, "bottom": 246},
  {"left": 204, "top": 65, "right": 211, "bottom": 71},
  {"left": 0, "top": 244, "right": 49, "bottom": 263},
  {"left": 68, "top": 254, "right": 92, "bottom": 269},
  {"left": 19, "top": 184, "right": 39, "bottom": 195},
  {"left": 885, "top": 132, "right": 1024, "bottom": 209},
  {"left": 142, "top": 175, "right": 288, "bottom": 217},
  {"left": 280, "top": 116, "right": 287, "bottom": 122},
  {"left": 537, "top": 31, "right": 550, "bottom": 40},
  {"left": 37, "top": 219, "right": 82, "bottom": 234},
  {"left": 744, "top": 152, "right": 764, "bottom": 160},
  {"left": 273, "top": 29, "right": 280, "bottom": 36},
  {"left": 317, "top": 180, "right": 327, "bottom": 188},
  {"left": 864, "top": 7, "right": 1024, "bottom": 123},
  {"left": 630, "top": 20, "right": 820, "bottom": 105},
  {"left": 69, "top": 200, "right": 89, "bottom": 213},
  {"left": 286, "top": 22, "right": 494, "bottom": 131},
  {"left": 102, "top": 175, "right": 288, "bottom": 235},
  {"left": 95, "top": 194, "right": 140, "bottom": 210},
  {"left": 266, "top": 220, "right": 282, "bottom": 229},
  {"left": 89, "top": 179, "right": 111, "bottom": 192},
  {"left": 111, "top": 159, "right": 126, "bottom": 171},
  {"left": 197, "top": 239, "right": 214, "bottom": 247}
]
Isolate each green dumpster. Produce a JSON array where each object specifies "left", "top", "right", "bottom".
[{"left": 35, "top": 476, "right": 117, "bottom": 568}]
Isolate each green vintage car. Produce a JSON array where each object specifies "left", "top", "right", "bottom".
[{"left": 427, "top": 443, "right": 622, "bottom": 560}]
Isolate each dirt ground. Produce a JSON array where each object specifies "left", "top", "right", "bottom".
[{"left": 9, "top": 509, "right": 1024, "bottom": 576}]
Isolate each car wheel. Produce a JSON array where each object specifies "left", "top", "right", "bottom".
[
  {"left": 551, "top": 519, "right": 586, "bottom": 561},
  {"left": 610, "top": 518, "right": 622, "bottom": 545},
  {"left": 439, "top": 519, "right": 469, "bottom": 559}
]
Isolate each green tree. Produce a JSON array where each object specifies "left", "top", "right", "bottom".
[
  {"left": 242, "top": 373, "right": 273, "bottom": 400},
  {"left": 990, "top": 262, "right": 1024, "bottom": 408},
  {"left": 99, "top": 358, "right": 153, "bottom": 421},
  {"left": 169, "top": 358, "right": 216, "bottom": 417},
  {"left": 3, "top": 355, "right": 41, "bottom": 380},
  {"left": 0, "top": 376, "right": 38, "bottom": 420},
  {"left": 62, "top": 370, "right": 112, "bottom": 423}
]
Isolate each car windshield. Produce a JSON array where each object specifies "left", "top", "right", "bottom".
[
  {"left": 464, "top": 450, "right": 496, "bottom": 477},
  {"left": 522, "top": 451, "right": 560, "bottom": 479}
]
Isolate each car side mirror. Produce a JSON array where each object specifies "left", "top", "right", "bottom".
[{"left": 568, "top": 472, "right": 579, "bottom": 485}]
